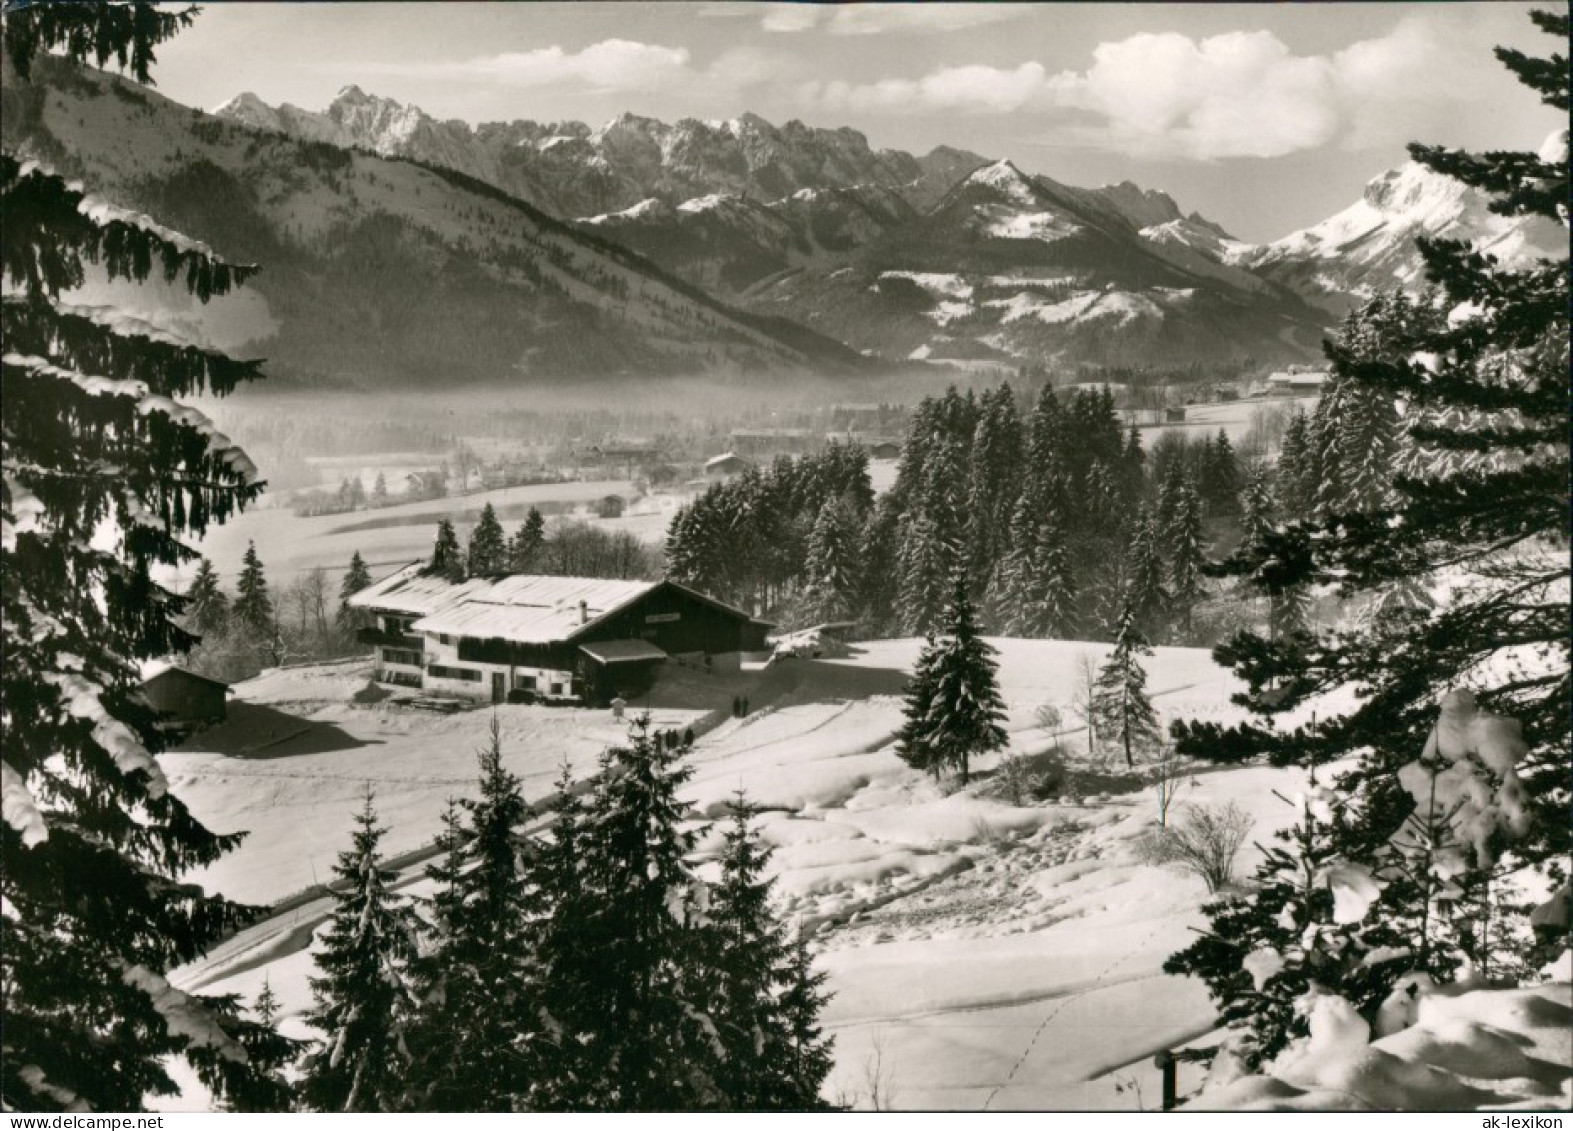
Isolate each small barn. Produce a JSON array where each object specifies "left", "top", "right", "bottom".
[{"left": 140, "top": 665, "right": 228, "bottom": 729}]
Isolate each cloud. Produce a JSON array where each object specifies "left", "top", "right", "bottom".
[
  {"left": 760, "top": 5, "right": 821, "bottom": 34},
  {"left": 796, "top": 21, "right": 1490, "bottom": 161},
  {"left": 825, "top": 5, "right": 1028, "bottom": 36},
  {"left": 759, "top": 3, "right": 1025, "bottom": 36},
  {"left": 360, "top": 39, "right": 692, "bottom": 92},
  {"left": 1050, "top": 30, "right": 1340, "bottom": 159},
  {"left": 804, "top": 61, "right": 1048, "bottom": 115}
]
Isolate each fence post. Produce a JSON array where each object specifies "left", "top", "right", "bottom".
[{"left": 1152, "top": 1049, "right": 1178, "bottom": 1111}]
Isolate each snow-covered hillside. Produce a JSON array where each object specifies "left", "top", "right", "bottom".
[{"left": 161, "top": 638, "right": 1377, "bottom": 1110}]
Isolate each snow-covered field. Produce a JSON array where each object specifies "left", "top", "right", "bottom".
[
  {"left": 190, "top": 477, "right": 647, "bottom": 584},
  {"left": 164, "top": 636, "right": 1521, "bottom": 1112}
]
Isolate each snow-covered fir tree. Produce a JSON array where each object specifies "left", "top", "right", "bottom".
[
  {"left": 336, "top": 551, "right": 372, "bottom": 629},
  {"left": 963, "top": 384, "right": 1025, "bottom": 588},
  {"left": 233, "top": 541, "right": 274, "bottom": 635},
  {"left": 509, "top": 507, "right": 546, "bottom": 573},
  {"left": 1163, "top": 779, "right": 1410, "bottom": 1068},
  {"left": 1239, "top": 465, "right": 1275, "bottom": 546},
  {"left": 405, "top": 721, "right": 543, "bottom": 1110},
  {"left": 300, "top": 791, "right": 418, "bottom": 1113},
  {"left": 467, "top": 503, "right": 507, "bottom": 577},
  {"left": 185, "top": 557, "right": 230, "bottom": 637},
  {"left": 707, "top": 797, "right": 834, "bottom": 1109},
  {"left": 548, "top": 720, "right": 716, "bottom": 1109},
  {"left": 429, "top": 519, "right": 464, "bottom": 582},
  {"left": 1091, "top": 601, "right": 1161, "bottom": 767},
  {"left": 1165, "top": 477, "right": 1207, "bottom": 637},
  {"left": 800, "top": 496, "right": 861, "bottom": 625},
  {"left": 0, "top": 4, "right": 296, "bottom": 1110},
  {"left": 1124, "top": 505, "right": 1170, "bottom": 642},
  {"left": 894, "top": 574, "right": 1007, "bottom": 785}
]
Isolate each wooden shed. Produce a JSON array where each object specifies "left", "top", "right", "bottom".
[{"left": 140, "top": 665, "right": 228, "bottom": 728}]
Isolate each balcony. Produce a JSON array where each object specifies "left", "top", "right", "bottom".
[{"left": 357, "top": 626, "right": 424, "bottom": 650}]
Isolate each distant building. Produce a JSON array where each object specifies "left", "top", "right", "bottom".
[
  {"left": 140, "top": 665, "right": 228, "bottom": 729},
  {"left": 1164, "top": 406, "right": 1188, "bottom": 423},
  {"left": 350, "top": 566, "right": 771, "bottom": 705},
  {"left": 728, "top": 428, "right": 816, "bottom": 457},
  {"left": 1265, "top": 370, "right": 1331, "bottom": 394},
  {"left": 704, "top": 452, "right": 752, "bottom": 482}
]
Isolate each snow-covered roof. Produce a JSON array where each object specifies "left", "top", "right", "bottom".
[
  {"left": 139, "top": 661, "right": 228, "bottom": 689},
  {"left": 705, "top": 452, "right": 749, "bottom": 469},
  {"left": 1266, "top": 375, "right": 1326, "bottom": 387},
  {"left": 578, "top": 639, "right": 668, "bottom": 664},
  {"left": 352, "top": 564, "right": 768, "bottom": 643}
]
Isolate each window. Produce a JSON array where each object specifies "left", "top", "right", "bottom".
[
  {"left": 428, "top": 664, "right": 482, "bottom": 682},
  {"left": 380, "top": 648, "right": 422, "bottom": 668},
  {"left": 514, "top": 673, "right": 537, "bottom": 690}
]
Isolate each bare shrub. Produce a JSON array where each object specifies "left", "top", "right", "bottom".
[
  {"left": 994, "top": 749, "right": 1067, "bottom": 804},
  {"left": 1150, "top": 802, "right": 1254, "bottom": 892},
  {"left": 1146, "top": 743, "right": 1194, "bottom": 829}
]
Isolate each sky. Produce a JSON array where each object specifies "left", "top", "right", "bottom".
[{"left": 149, "top": 2, "right": 1566, "bottom": 241}]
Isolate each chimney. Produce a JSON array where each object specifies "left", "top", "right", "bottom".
[{"left": 578, "top": 599, "right": 588, "bottom": 625}]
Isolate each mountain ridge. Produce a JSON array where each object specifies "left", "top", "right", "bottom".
[{"left": 4, "top": 58, "right": 867, "bottom": 388}]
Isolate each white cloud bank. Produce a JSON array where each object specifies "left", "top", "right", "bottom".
[
  {"left": 759, "top": 4, "right": 1026, "bottom": 36},
  {"left": 359, "top": 39, "right": 693, "bottom": 93},
  {"left": 800, "top": 20, "right": 1491, "bottom": 160}
]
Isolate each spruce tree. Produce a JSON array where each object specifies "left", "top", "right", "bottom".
[
  {"left": 428, "top": 519, "right": 464, "bottom": 582},
  {"left": 336, "top": 551, "right": 372, "bottom": 630},
  {"left": 300, "top": 791, "right": 417, "bottom": 1113},
  {"left": 1091, "top": 602, "right": 1160, "bottom": 767},
  {"left": 556, "top": 720, "right": 716, "bottom": 1110},
  {"left": 525, "top": 758, "right": 593, "bottom": 1109},
  {"left": 707, "top": 797, "right": 832, "bottom": 1109},
  {"left": 1275, "top": 410, "right": 1314, "bottom": 515},
  {"left": 233, "top": 541, "right": 274, "bottom": 636},
  {"left": 1124, "top": 505, "right": 1170, "bottom": 642},
  {"left": 801, "top": 497, "right": 861, "bottom": 625},
  {"left": 370, "top": 472, "right": 389, "bottom": 508},
  {"left": 1179, "top": 9, "right": 1569, "bottom": 1001},
  {"left": 963, "top": 385, "right": 1025, "bottom": 587},
  {"left": 1201, "top": 429, "right": 1241, "bottom": 513},
  {"left": 1163, "top": 782, "right": 1409, "bottom": 1068},
  {"left": 210, "top": 978, "right": 300, "bottom": 1113},
  {"left": 509, "top": 507, "right": 546, "bottom": 573},
  {"left": 467, "top": 503, "right": 507, "bottom": 577},
  {"left": 1165, "top": 478, "right": 1207, "bottom": 638},
  {"left": 779, "top": 936, "right": 836, "bottom": 1109},
  {"left": 185, "top": 557, "right": 230, "bottom": 638},
  {"left": 1238, "top": 464, "right": 1276, "bottom": 546},
  {"left": 405, "top": 721, "right": 541, "bottom": 1110},
  {"left": 894, "top": 575, "right": 1007, "bottom": 785},
  {"left": 0, "top": 4, "right": 291, "bottom": 1111}
]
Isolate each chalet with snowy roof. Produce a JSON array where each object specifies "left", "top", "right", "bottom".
[
  {"left": 1264, "top": 369, "right": 1330, "bottom": 395},
  {"left": 349, "top": 565, "right": 771, "bottom": 705},
  {"left": 704, "top": 452, "right": 752, "bottom": 482}
]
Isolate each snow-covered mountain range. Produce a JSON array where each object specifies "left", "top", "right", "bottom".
[
  {"left": 1232, "top": 156, "right": 1567, "bottom": 312},
  {"left": 215, "top": 87, "right": 1562, "bottom": 369},
  {"left": 16, "top": 67, "right": 1558, "bottom": 383},
  {"left": 1, "top": 61, "right": 865, "bottom": 386},
  {"left": 215, "top": 86, "right": 984, "bottom": 219}
]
